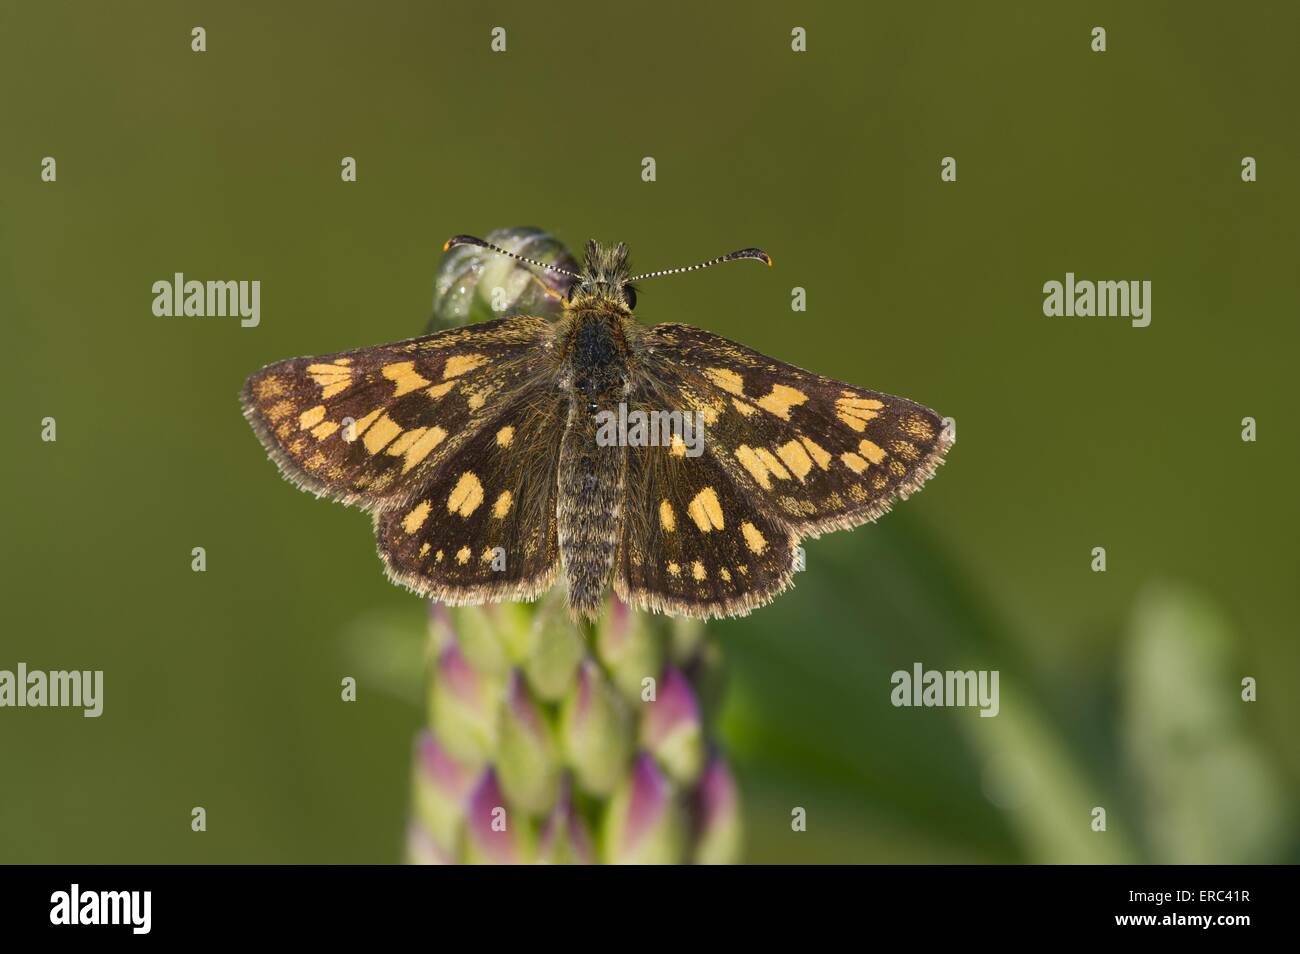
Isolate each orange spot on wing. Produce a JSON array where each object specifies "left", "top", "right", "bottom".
[
  {"left": 447, "top": 471, "right": 484, "bottom": 517},
  {"left": 403, "top": 501, "right": 432, "bottom": 534}
]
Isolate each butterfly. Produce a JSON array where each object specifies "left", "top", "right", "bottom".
[{"left": 241, "top": 234, "right": 953, "bottom": 620}]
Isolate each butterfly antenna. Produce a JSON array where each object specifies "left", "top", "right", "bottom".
[
  {"left": 628, "top": 247, "right": 772, "bottom": 282},
  {"left": 443, "top": 234, "right": 583, "bottom": 281}
]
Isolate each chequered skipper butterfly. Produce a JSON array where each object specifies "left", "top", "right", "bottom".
[{"left": 241, "top": 235, "right": 953, "bottom": 620}]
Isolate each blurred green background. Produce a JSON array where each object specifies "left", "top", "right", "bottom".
[{"left": 2, "top": 1, "right": 1296, "bottom": 862}]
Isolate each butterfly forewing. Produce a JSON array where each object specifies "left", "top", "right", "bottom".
[
  {"left": 646, "top": 323, "right": 952, "bottom": 536},
  {"left": 240, "top": 316, "right": 554, "bottom": 510}
]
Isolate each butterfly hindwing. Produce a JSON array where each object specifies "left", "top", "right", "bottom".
[
  {"left": 374, "top": 383, "right": 565, "bottom": 604},
  {"left": 643, "top": 323, "right": 952, "bottom": 538},
  {"left": 240, "top": 316, "right": 553, "bottom": 510},
  {"left": 615, "top": 435, "right": 796, "bottom": 619}
]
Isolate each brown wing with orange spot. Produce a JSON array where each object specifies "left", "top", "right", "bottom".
[
  {"left": 643, "top": 323, "right": 952, "bottom": 538},
  {"left": 240, "top": 316, "right": 554, "bottom": 511},
  {"left": 614, "top": 323, "right": 952, "bottom": 618},
  {"left": 372, "top": 378, "right": 566, "bottom": 605}
]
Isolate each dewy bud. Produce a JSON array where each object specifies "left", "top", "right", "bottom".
[
  {"left": 495, "top": 671, "right": 560, "bottom": 816},
  {"left": 560, "top": 660, "right": 634, "bottom": 797},
  {"left": 603, "top": 752, "right": 686, "bottom": 864},
  {"left": 693, "top": 753, "right": 743, "bottom": 865},
  {"left": 429, "top": 642, "right": 498, "bottom": 765},
  {"left": 640, "top": 666, "right": 705, "bottom": 784},
  {"left": 411, "top": 730, "right": 477, "bottom": 856},
  {"left": 430, "top": 226, "right": 577, "bottom": 331}
]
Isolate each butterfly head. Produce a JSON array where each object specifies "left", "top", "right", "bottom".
[{"left": 567, "top": 240, "right": 637, "bottom": 311}]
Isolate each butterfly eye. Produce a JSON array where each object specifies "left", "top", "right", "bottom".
[
  {"left": 587, "top": 402, "right": 599, "bottom": 414},
  {"left": 623, "top": 286, "right": 637, "bottom": 310},
  {"left": 566, "top": 281, "right": 583, "bottom": 302}
]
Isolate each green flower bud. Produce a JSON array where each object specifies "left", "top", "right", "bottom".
[
  {"left": 602, "top": 753, "right": 686, "bottom": 864},
  {"left": 693, "top": 754, "right": 743, "bottom": 864},
  {"left": 450, "top": 604, "right": 512, "bottom": 677},
  {"left": 560, "top": 660, "right": 634, "bottom": 797},
  {"left": 640, "top": 666, "right": 705, "bottom": 784},
  {"left": 523, "top": 595, "right": 585, "bottom": 702},
  {"left": 495, "top": 602, "right": 539, "bottom": 665},
  {"left": 429, "top": 643, "right": 498, "bottom": 766},
  {"left": 536, "top": 780, "right": 595, "bottom": 865},
  {"left": 595, "top": 597, "right": 664, "bottom": 701},
  {"left": 495, "top": 672, "right": 560, "bottom": 815},
  {"left": 668, "top": 615, "right": 706, "bottom": 665}
]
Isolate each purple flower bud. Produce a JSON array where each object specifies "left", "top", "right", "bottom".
[
  {"left": 604, "top": 596, "right": 632, "bottom": 650},
  {"left": 596, "top": 596, "right": 664, "bottom": 700},
  {"left": 641, "top": 667, "right": 705, "bottom": 783},
  {"left": 429, "top": 643, "right": 498, "bottom": 764},
  {"left": 464, "top": 769, "right": 531, "bottom": 864},
  {"left": 603, "top": 753, "right": 685, "bottom": 864},
  {"left": 624, "top": 754, "right": 671, "bottom": 847},
  {"left": 427, "top": 602, "right": 457, "bottom": 654},
  {"left": 416, "top": 730, "right": 477, "bottom": 801},
  {"left": 437, "top": 642, "right": 481, "bottom": 704},
  {"left": 693, "top": 754, "right": 742, "bottom": 864},
  {"left": 410, "top": 731, "right": 477, "bottom": 856}
]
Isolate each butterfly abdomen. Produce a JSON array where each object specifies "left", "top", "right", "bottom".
[
  {"left": 553, "top": 309, "right": 635, "bottom": 618},
  {"left": 557, "top": 404, "right": 626, "bottom": 619}
]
